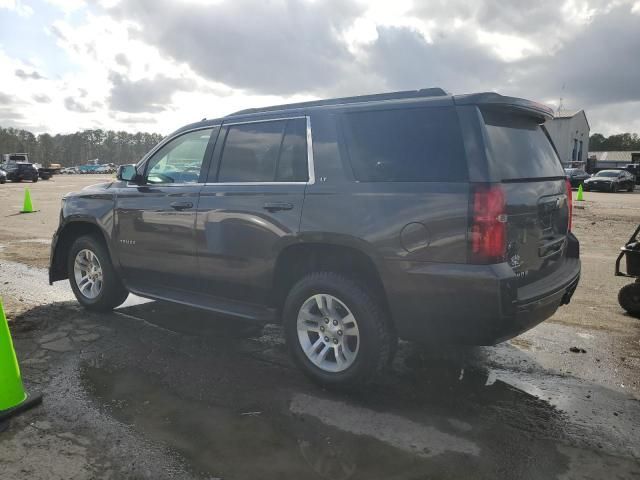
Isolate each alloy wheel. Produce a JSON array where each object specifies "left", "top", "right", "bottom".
[
  {"left": 297, "top": 294, "right": 360, "bottom": 373},
  {"left": 73, "top": 249, "right": 103, "bottom": 299}
]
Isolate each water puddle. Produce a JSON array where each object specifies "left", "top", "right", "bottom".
[{"left": 81, "top": 364, "right": 466, "bottom": 479}]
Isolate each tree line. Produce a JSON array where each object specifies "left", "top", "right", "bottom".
[
  {"left": 2, "top": 125, "right": 639, "bottom": 167},
  {"left": 0, "top": 126, "right": 164, "bottom": 166},
  {"left": 589, "top": 133, "right": 640, "bottom": 151}
]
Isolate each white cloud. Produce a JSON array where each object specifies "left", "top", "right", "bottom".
[
  {"left": 44, "top": 0, "right": 85, "bottom": 12},
  {"left": 0, "top": 0, "right": 638, "bottom": 138},
  {"left": 0, "top": 0, "right": 33, "bottom": 16}
]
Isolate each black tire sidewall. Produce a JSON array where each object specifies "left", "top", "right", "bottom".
[
  {"left": 68, "top": 235, "right": 126, "bottom": 311},
  {"left": 283, "top": 272, "right": 389, "bottom": 387},
  {"left": 619, "top": 283, "right": 640, "bottom": 316}
]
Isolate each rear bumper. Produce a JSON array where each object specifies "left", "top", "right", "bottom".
[{"left": 382, "top": 238, "right": 581, "bottom": 345}]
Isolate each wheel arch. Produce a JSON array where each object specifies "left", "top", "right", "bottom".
[
  {"left": 50, "top": 220, "right": 117, "bottom": 284},
  {"left": 270, "top": 240, "right": 392, "bottom": 325}
]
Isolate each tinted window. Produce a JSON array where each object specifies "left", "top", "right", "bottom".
[
  {"left": 146, "top": 128, "right": 214, "bottom": 184},
  {"left": 596, "top": 170, "right": 621, "bottom": 177},
  {"left": 217, "top": 118, "right": 308, "bottom": 182},
  {"left": 277, "top": 119, "right": 308, "bottom": 182},
  {"left": 341, "top": 107, "right": 467, "bottom": 182},
  {"left": 482, "top": 110, "right": 564, "bottom": 180}
]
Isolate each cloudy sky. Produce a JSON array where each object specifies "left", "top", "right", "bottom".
[{"left": 1, "top": 0, "right": 639, "bottom": 136}]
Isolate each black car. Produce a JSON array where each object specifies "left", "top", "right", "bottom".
[
  {"left": 564, "top": 168, "right": 590, "bottom": 188},
  {"left": 583, "top": 169, "right": 635, "bottom": 192},
  {"left": 49, "top": 89, "right": 580, "bottom": 386},
  {"left": 2, "top": 162, "right": 39, "bottom": 182},
  {"left": 0, "top": 167, "right": 6, "bottom": 184}
]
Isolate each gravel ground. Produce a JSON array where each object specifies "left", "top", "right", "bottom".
[{"left": 0, "top": 176, "right": 639, "bottom": 479}]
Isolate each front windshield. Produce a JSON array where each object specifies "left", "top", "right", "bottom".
[{"left": 596, "top": 171, "right": 621, "bottom": 177}]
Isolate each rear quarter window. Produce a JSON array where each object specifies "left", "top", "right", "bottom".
[
  {"left": 340, "top": 106, "right": 467, "bottom": 182},
  {"left": 482, "top": 109, "right": 564, "bottom": 180}
]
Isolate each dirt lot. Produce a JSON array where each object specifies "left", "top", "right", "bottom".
[{"left": 0, "top": 176, "right": 639, "bottom": 479}]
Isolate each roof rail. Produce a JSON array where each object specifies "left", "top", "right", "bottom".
[{"left": 227, "top": 87, "right": 449, "bottom": 116}]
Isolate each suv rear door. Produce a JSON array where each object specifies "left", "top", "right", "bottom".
[
  {"left": 195, "top": 116, "right": 310, "bottom": 305},
  {"left": 480, "top": 108, "right": 571, "bottom": 288}
]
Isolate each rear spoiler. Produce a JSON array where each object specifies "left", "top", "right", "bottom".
[{"left": 453, "top": 92, "right": 554, "bottom": 123}]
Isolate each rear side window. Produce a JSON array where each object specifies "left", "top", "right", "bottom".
[
  {"left": 341, "top": 107, "right": 467, "bottom": 182},
  {"left": 482, "top": 109, "right": 564, "bottom": 180},
  {"left": 217, "top": 118, "right": 308, "bottom": 183}
]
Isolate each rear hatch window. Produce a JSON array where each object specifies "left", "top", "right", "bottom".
[{"left": 482, "top": 109, "right": 564, "bottom": 180}]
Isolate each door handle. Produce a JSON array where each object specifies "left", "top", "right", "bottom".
[
  {"left": 263, "top": 202, "right": 294, "bottom": 212},
  {"left": 170, "top": 201, "right": 194, "bottom": 211}
]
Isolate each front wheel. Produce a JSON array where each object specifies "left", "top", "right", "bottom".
[
  {"left": 68, "top": 234, "right": 128, "bottom": 311},
  {"left": 618, "top": 282, "right": 640, "bottom": 316},
  {"left": 32, "top": 177, "right": 38, "bottom": 183},
  {"left": 283, "top": 272, "right": 395, "bottom": 388}
]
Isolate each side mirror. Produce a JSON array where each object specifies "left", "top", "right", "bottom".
[{"left": 117, "top": 164, "right": 140, "bottom": 183}]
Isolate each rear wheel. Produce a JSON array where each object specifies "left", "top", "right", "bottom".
[
  {"left": 283, "top": 272, "right": 395, "bottom": 388},
  {"left": 68, "top": 234, "right": 128, "bottom": 311},
  {"left": 618, "top": 282, "right": 640, "bottom": 316}
]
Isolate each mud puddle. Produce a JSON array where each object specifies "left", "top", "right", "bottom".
[
  {"left": 81, "top": 364, "right": 445, "bottom": 480},
  {"left": 75, "top": 301, "right": 640, "bottom": 479}
]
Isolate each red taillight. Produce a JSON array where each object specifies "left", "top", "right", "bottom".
[
  {"left": 565, "top": 179, "right": 573, "bottom": 231},
  {"left": 470, "top": 184, "right": 507, "bottom": 264}
]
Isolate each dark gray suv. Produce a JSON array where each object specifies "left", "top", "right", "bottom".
[{"left": 49, "top": 89, "right": 581, "bottom": 386}]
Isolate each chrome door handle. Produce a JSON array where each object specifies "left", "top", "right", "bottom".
[
  {"left": 170, "top": 201, "right": 194, "bottom": 211},
  {"left": 263, "top": 202, "right": 293, "bottom": 212}
]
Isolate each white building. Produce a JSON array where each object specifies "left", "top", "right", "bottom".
[
  {"left": 544, "top": 110, "right": 590, "bottom": 167},
  {"left": 589, "top": 151, "right": 640, "bottom": 169}
]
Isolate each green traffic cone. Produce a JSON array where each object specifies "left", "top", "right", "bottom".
[
  {"left": 20, "top": 188, "right": 35, "bottom": 213},
  {"left": 576, "top": 184, "right": 584, "bottom": 201},
  {"left": 0, "top": 298, "right": 42, "bottom": 422}
]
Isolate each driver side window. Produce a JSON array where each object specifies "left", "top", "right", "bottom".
[{"left": 146, "top": 128, "right": 215, "bottom": 184}]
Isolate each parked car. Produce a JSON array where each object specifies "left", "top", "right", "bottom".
[
  {"left": 38, "top": 162, "right": 61, "bottom": 179},
  {"left": 2, "top": 162, "right": 39, "bottom": 182},
  {"left": 564, "top": 168, "right": 590, "bottom": 188},
  {"left": 94, "top": 165, "right": 115, "bottom": 174},
  {"left": 624, "top": 164, "right": 640, "bottom": 184},
  {"left": 0, "top": 167, "right": 6, "bottom": 184},
  {"left": 583, "top": 169, "right": 635, "bottom": 192},
  {"left": 49, "top": 89, "right": 581, "bottom": 387}
]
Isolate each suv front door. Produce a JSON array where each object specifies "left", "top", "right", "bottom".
[
  {"left": 115, "top": 127, "right": 217, "bottom": 292},
  {"left": 195, "top": 117, "right": 311, "bottom": 305}
]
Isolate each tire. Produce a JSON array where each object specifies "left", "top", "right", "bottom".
[
  {"left": 283, "top": 272, "right": 395, "bottom": 388},
  {"left": 628, "top": 184, "right": 635, "bottom": 192},
  {"left": 0, "top": 179, "right": 5, "bottom": 184},
  {"left": 68, "top": 234, "right": 128, "bottom": 311},
  {"left": 618, "top": 282, "right": 640, "bottom": 316},
  {"left": 32, "top": 177, "right": 38, "bottom": 183}
]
